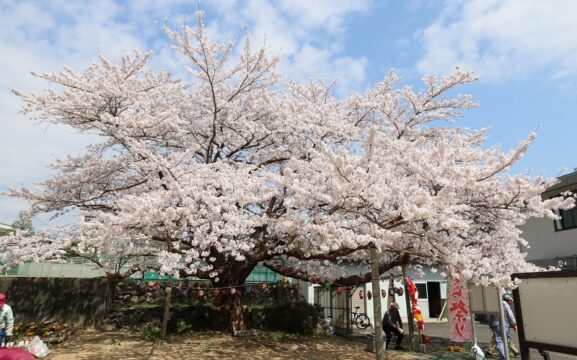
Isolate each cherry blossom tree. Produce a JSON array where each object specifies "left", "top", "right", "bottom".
[
  {"left": 7, "top": 12, "right": 571, "bottom": 331},
  {"left": 0, "top": 220, "right": 159, "bottom": 299}
]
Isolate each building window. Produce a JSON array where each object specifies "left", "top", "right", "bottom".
[
  {"left": 416, "top": 283, "right": 427, "bottom": 299},
  {"left": 554, "top": 208, "right": 577, "bottom": 231}
]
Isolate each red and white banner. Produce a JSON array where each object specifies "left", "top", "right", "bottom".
[
  {"left": 448, "top": 276, "right": 472, "bottom": 342},
  {"left": 404, "top": 277, "right": 424, "bottom": 332}
]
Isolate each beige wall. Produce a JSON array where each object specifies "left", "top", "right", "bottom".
[{"left": 520, "top": 217, "right": 577, "bottom": 261}]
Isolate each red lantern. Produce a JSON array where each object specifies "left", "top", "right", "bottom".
[
  {"left": 367, "top": 290, "right": 372, "bottom": 300},
  {"left": 151, "top": 283, "right": 159, "bottom": 292},
  {"left": 261, "top": 282, "right": 268, "bottom": 290},
  {"left": 381, "top": 289, "right": 387, "bottom": 298},
  {"left": 336, "top": 287, "right": 344, "bottom": 295},
  {"left": 359, "top": 289, "right": 364, "bottom": 299},
  {"left": 311, "top": 275, "right": 319, "bottom": 284}
]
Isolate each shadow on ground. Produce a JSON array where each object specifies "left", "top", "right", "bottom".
[{"left": 47, "top": 329, "right": 390, "bottom": 360}]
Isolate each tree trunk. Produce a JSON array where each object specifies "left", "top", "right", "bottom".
[
  {"left": 212, "top": 287, "right": 245, "bottom": 332},
  {"left": 105, "top": 276, "right": 116, "bottom": 308},
  {"left": 210, "top": 261, "right": 256, "bottom": 332}
]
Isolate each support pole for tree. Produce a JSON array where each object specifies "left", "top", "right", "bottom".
[
  {"left": 161, "top": 286, "right": 172, "bottom": 339},
  {"left": 370, "top": 244, "right": 384, "bottom": 360},
  {"left": 388, "top": 277, "right": 394, "bottom": 305},
  {"left": 402, "top": 264, "right": 415, "bottom": 351}
]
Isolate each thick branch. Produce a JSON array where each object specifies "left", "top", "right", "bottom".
[{"left": 263, "top": 253, "right": 410, "bottom": 287}]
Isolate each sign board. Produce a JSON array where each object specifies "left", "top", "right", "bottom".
[
  {"left": 516, "top": 276, "right": 577, "bottom": 347},
  {"left": 468, "top": 284, "right": 499, "bottom": 314},
  {"left": 513, "top": 270, "right": 577, "bottom": 358}
]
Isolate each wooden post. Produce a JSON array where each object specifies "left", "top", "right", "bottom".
[
  {"left": 370, "top": 245, "right": 384, "bottom": 360},
  {"left": 402, "top": 264, "right": 415, "bottom": 351},
  {"left": 389, "top": 276, "right": 395, "bottom": 305},
  {"left": 161, "top": 286, "right": 172, "bottom": 339}
]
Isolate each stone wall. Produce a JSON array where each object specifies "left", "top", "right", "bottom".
[{"left": 0, "top": 277, "right": 107, "bottom": 327}]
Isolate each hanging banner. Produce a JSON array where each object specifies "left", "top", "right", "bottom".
[
  {"left": 404, "top": 277, "right": 424, "bottom": 332},
  {"left": 448, "top": 276, "right": 472, "bottom": 342}
]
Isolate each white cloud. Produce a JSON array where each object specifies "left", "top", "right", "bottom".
[
  {"left": 0, "top": 195, "right": 27, "bottom": 226},
  {"left": 277, "top": 0, "right": 370, "bottom": 34},
  {"left": 415, "top": 0, "right": 577, "bottom": 81},
  {"left": 203, "top": 0, "right": 371, "bottom": 95}
]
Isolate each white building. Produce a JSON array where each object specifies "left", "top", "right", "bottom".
[
  {"left": 520, "top": 170, "right": 577, "bottom": 269},
  {"left": 303, "top": 266, "right": 447, "bottom": 331}
]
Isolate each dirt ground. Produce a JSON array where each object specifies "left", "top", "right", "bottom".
[{"left": 46, "top": 329, "right": 423, "bottom": 360}]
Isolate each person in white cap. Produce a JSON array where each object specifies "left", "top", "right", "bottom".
[
  {"left": 0, "top": 293, "right": 14, "bottom": 346},
  {"left": 502, "top": 294, "right": 519, "bottom": 357},
  {"left": 382, "top": 302, "right": 404, "bottom": 350}
]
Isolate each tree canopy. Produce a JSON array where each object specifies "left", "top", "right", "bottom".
[{"left": 4, "top": 12, "right": 570, "bottom": 330}]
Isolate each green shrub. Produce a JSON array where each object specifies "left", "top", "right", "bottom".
[
  {"left": 113, "top": 302, "right": 318, "bottom": 335},
  {"left": 175, "top": 320, "right": 193, "bottom": 334},
  {"left": 168, "top": 305, "right": 214, "bottom": 332},
  {"left": 263, "top": 301, "right": 320, "bottom": 335},
  {"left": 139, "top": 322, "right": 162, "bottom": 341}
]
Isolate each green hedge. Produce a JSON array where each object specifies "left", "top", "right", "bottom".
[
  {"left": 109, "top": 301, "right": 319, "bottom": 335},
  {"left": 261, "top": 302, "right": 320, "bottom": 335}
]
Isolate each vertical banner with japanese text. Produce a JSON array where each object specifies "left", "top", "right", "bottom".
[{"left": 448, "top": 276, "right": 472, "bottom": 342}]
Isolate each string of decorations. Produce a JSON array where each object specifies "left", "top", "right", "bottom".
[
  {"left": 129, "top": 275, "right": 406, "bottom": 300},
  {"left": 132, "top": 277, "right": 300, "bottom": 297}
]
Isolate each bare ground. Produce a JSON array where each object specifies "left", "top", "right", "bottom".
[{"left": 46, "top": 329, "right": 423, "bottom": 360}]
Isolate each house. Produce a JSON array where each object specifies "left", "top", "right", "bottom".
[
  {"left": 520, "top": 170, "right": 577, "bottom": 269},
  {"left": 304, "top": 265, "right": 447, "bottom": 332}
]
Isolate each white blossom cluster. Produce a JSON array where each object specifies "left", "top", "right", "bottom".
[{"left": 4, "top": 12, "right": 572, "bottom": 288}]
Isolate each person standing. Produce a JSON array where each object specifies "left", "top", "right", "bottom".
[
  {"left": 488, "top": 294, "right": 519, "bottom": 359},
  {"left": 0, "top": 293, "right": 14, "bottom": 346},
  {"left": 502, "top": 294, "right": 520, "bottom": 357},
  {"left": 382, "top": 302, "right": 404, "bottom": 350}
]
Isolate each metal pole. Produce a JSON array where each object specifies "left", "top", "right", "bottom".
[
  {"left": 370, "top": 245, "right": 384, "bottom": 360},
  {"left": 498, "top": 289, "right": 510, "bottom": 360},
  {"left": 467, "top": 283, "right": 478, "bottom": 346}
]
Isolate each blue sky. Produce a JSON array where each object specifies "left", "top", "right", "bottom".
[{"left": 1, "top": 0, "right": 577, "bottom": 224}]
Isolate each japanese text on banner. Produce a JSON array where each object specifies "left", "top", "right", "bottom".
[{"left": 449, "top": 276, "right": 472, "bottom": 342}]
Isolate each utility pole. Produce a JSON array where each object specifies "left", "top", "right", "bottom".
[{"left": 370, "top": 244, "right": 384, "bottom": 360}]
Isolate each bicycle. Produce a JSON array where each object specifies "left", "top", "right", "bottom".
[{"left": 351, "top": 306, "right": 371, "bottom": 329}]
